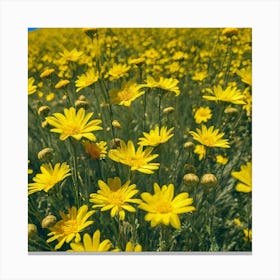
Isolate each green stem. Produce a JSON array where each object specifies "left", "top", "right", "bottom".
[{"left": 70, "top": 139, "right": 80, "bottom": 208}]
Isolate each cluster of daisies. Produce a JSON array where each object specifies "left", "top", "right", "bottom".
[{"left": 28, "top": 28, "right": 252, "bottom": 252}]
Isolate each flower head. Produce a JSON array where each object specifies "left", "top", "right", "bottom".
[
  {"left": 55, "top": 79, "right": 70, "bottom": 89},
  {"left": 125, "top": 241, "right": 142, "bottom": 252},
  {"left": 47, "top": 205, "right": 95, "bottom": 250},
  {"left": 231, "top": 162, "right": 252, "bottom": 193},
  {"left": 83, "top": 141, "right": 107, "bottom": 160},
  {"left": 189, "top": 125, "right": 230, "bottom": 148},
  {"left": 203, "top": 85, "right": 245, "bottom": 105},
  {"left": 106, "top": 63, "right": 131, "bottom": 81},
  {"left": 59, "top": 48, "right": 83, "bottom": 64},
  {"left": 194, "top": 144, "right": 206, "bottom": 161},
  {"left": 89, "top": 177, "right": 142, "bottom": 220},
  {"left": 139, "top": 183, "right": 195, "bottom": 229},
  {"left": 109, "top": 140, "right": 160, "bottom": 174},
  {"left": 75, "top": 69, "right": 99, "bottom": 92},
  {"left": 28, "top": 77, "right": 37, "bottom": 95},
  {"left": 144, "top": 76, "right": 180, "bottom": 96},
  {"left": 109, "top": 80, "right": 145, "bottom": 107},
  {"left": 28, "top": 162, "right": 71, "bottom": 195},
  {"left": 40, "top": 68, "right": 55, "bottom": 78},
  {"left": 138, "top": 125, "right": 174, "bottom": 147},
  {"left": 46, "top": 107, "right": 102, "bottom": 141},
  {"left": 216, "top": 155, "right": 228, "bottom": 165},
  {"left": 194, "top": 107, "right": 212, "bottom": 124},
  {"left": 68, "top": 230, "right": 114, "bottom": 252},
  {"left": 236, "top": 66, "right": 252, "bottom": 86}
]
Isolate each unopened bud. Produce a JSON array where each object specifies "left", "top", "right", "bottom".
[
  {"left": 112, "top": 120, "right": 121, "bottom": 129},
  {"left": 110, "top": 138, "right": 122, "bottom": 149},
  {"left": 75, "top": 100, "right": 89, "bottom": 110},
  {"left": 183, "top": 173, "right": 199, "bottom": 188},
  {"left": 163, "top": 106, "right": 175, "bottom": 115},
  {"left": 78, "top": 95, "right": 86, "bottom": 101},
  {"left": 224, "top": 107, "right": 238, "bottom": 114},
  {"left": 200, "top": 173, "right": 218, "bottom": 188},
  {"left": 41, "top": 120, "right": 50, "bottom": 129},
  {"left": 28, "top": 224, "right": 38, "bottom": 239},
  {"left": 38, "top": 147, "right": 54, "bottom": 162},
  {"left": 37, "top": 106, "right": 50, "bottom": 117},
  {"left": 183, "top": 141, "right": 194, "bottom": 149},
  {"left": 41, "top": 215, "right": 57, "bottom": 228}
]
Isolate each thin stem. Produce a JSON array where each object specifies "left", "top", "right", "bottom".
[{"left": 70, "top": 139, "right": 80, "bottom": 208}]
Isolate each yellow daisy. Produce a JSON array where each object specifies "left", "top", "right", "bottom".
[
  {"left": 236, "top": 66, "right": 252, "bottom": 86},
  {"left": 83, "top": 140, "right": 107, "bottom": 160},
  {"left": 59, "top": 48, "right": 83, "bottom": 64},
  {"left": 189, "top": 125, "right": 230, "bottom": 148},
  {"left": 40, "top": 68, "right": 55, "bottom": 78},
  {"left": 55, "top": 79, "right": 70, "bottom": 89},
  {"left": 106, "top": 63, "right": 131, "bottom": 81},
  {"left": 144, "top": 76, "right": 180, "bottom": 96},
  {"left": 203, "top": 85, "right": 245, "bottom": 105},
  {"left": 139, "top": 183, "right": 195, "bottom": 229},
  {"left": 47, "top": 205, "right": 95, "bottom": 250},
  {"left": 109, "top": 80, "right": 145, "bottom": 107},
  {"left": 216, "top": 155, "right": 228, "bottom": 165},
  {"left": 124, "top": 241, "right": 142, "bottom": 252},
  {"left": 138, "top": 125, "right": 174, "bottom": 147},
  {"left": 231, "top": 162, "right": 252, "bottom": 193},
  {"left": 194, "top": 107, "right": 212, "bottom": 124},
  {"left": 75, "top": 68, "right": 99, "bottom": 92},
  {"left": 28, "top": 162, "right": 71, "bottom": 195},
  {"left": 192, "top": 71, "right": 208, "bottom": 82},
  {"left": 194, "top": 144, "right": 206, "bottom": 161},
  {"left": 89, "top": 177, "right": 142, "bottom": 220},
  {"left": 108, "top": 140, "right": 160, "bottom": 174},
  {"left": 46, "top": 107, "right": 102, "bottom": 141},
  {"left": 68, "top": 230, "right": 114, "bottom": 252},
  {"left": 28, "top": 77, "right": 37, "bottom": 95}
]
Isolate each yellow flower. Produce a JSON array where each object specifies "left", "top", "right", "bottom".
[
  {"left": 28, "top": 77, "right": 37, "bottom": 95},
  {"left": 236, "top": 66, "right": 252, "bottom": 86},
  {"left": 203, "top": 85, "right": 245, "bottom": 105},
  {"left": 216, "top": 155, "right": 228, "bottom": 165},
  {"left": 125, "top": 241, "right": 142, "bottom": 252},
  {"left": 144, "top": 76, "right": 180, "bottom": 96},
  {"left": 89, "top": 177, "right": 142, "bottom": 220},
  {"left": 106, "top": 63, "right": 131, "bottom": 81},
  {"left": 243, "top": 229, "right": 252, "bottom": 242},
  {"left": 109, "top": 80, "right": 145, "bottom": 106},
  {"left": 28, "top": 162, "right": 71, "bottom": 195},
  {"left": 139, "top": 183, "right": 195, "bottom": 229},
  {"left": 68, "top": 230, "right": 114, "bottom": 252},
  {"left": 231, "top": 162, "right": 252, "bottom": 193},
  {"left": 192, "top": 71, "right": 208, "bottom": 81},
  {"left": 47, "top": 205, "right": 95, "bottom": 250},
  {"left": 55, "top": 79, "right": 70, "bottom": 89},
  {"left": 46, "top": 92, "right": 55, "bottom": 102},
  {"left": 75, "top": 69, "right": 99, "bottom": 92},
  {"left": 233, "top": 218, "right": 243, "bottom": 227},
  {"left": 40, "top": 68, "right": 55, "bottom": 78},
  {"left": 59, "top": 48, "right": 83, "bottom": 63},
  {"left": 194, "top": 107, "right": 212, "bottom": 124},
  {"left": 194, "top": 145, "right": 206, "bottom": 161},
  {"left": 138, "top": 125, "right": 174, "bottom": 147},
  {"left": 46, "top": 107, "right": 102, "bottom": 141},
  {"left": 128, "top": 57, "right": 145, "bottom": 65},
  {"left": 108, "top": 140, "right": 160, "bottom": 174},
  {"left": 189, "top": 125, "right": 230, "bottom": 148},
  {"left": 83, "top": 141, "right": 107, "bottom": 160},
  {"left": 243, "top": 87, "right": 252, "bottom": 116}
]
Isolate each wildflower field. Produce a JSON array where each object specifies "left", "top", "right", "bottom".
[{"left": 28, "top": 28, "right": 252, "bottom": 252}]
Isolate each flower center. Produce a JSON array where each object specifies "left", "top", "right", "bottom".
[
  {"left": 201, "top": 135, "right": 215, "bottom": 146},
  {"left": 65, "top": 125, "right": 81, "bottom": 136},
  {"left": 155, "top": 201, "right": 172, "bottom": 213},
  {"left": 109, "top": 192, "right": 124, "bottom": 207},
  {"left": 62, "top": 219, "right": 79, "bottom": 235},
  {"left": 129, "top": 155, "right": 145, "bottom": 168},
  {"left": 118, "top": 89, "right": 135, "bottom": 101}
]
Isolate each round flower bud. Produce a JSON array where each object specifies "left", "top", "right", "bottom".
[
  {"left": 28, "top": 224, "right": 38, "bottom": 239},
  {"left": 75, "top": 100, "right": 89, "bottom": 110},
  {"left": 200, "top": 173, "right": 218, "bottom": 188},
  {"left": 224, "top": 107, "right": 238, "bottom": 114},
  {"left": 183, "top": 173, "right": 199, "bottom": 188},
  {"left": 41, "top": 215, "right": 57, "bottom": 229},
  {"left": 37, "top": 106, "right": 50, "bottom": 118},
  {"left": 110, "top": 138, "right": 122, "bottom": 149},
  {"left": 112, "top": 120, "right": 121, "bottom": 129},
  {"left": 38, "top": 147, "right": 54, "bottom": 162},
  {"left": 183, "top": 141, "right": 194, "bottom": 149},
  {"left": 163, "top": 106, "right": 175, "bottom": 115}
]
